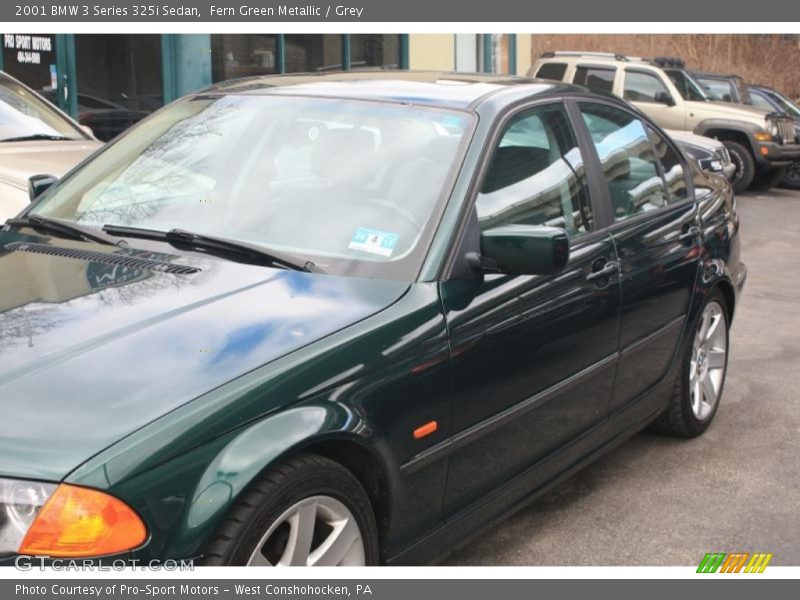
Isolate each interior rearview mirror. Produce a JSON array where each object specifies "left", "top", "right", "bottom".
[
  {"left": 28, "top": 174, "right": 57, "bottom": 202},
  {"left": 471, "top": 225, "right": 570, "bottom": 276}
]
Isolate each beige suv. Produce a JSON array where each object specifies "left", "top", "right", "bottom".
[{"left": 529, "top": 52, "right": 800, "bottom": 192}]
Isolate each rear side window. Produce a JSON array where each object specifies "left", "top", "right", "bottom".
[
  {"left": 646, "top": 125, "right": 689, "bottom": 202},
  {"left": 579, "top": 103, "right": 670, "bottom": 221},
  {"left": 623, "top": 71, "right": 672, "bottom": 103},
  {"left": 574, "top": 66, "right": 615, "bottom": 93},
  {"left": 535, "top": 62, "right": 568, "bottom": 81},
  {"left": 477, "top": 104, "right": 594, "bottom": 237}
]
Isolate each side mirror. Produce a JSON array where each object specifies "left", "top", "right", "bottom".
[
  {"left": 28, "top": 174, "right": 57, "bottom": 202},
  {"left": 471, "top": 225, "right": 570, "bottom": 276},
  {"left": 655, "top": 92, "right": 676, "bottom": 107}
]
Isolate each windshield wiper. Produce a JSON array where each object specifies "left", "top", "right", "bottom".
[
  {"left": 2, "top": 134, "right": 77, "bottom": 143},
  {"left": 101, "top": 224, "right": 322, "bottom": 273},
  {"left": 6, "top": 215, "right": 123, "bottom": 246}
]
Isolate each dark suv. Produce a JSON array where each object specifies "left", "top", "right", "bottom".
[
  {"left": 746, "top": 85, "right": 800, "bottom": 189},
  {"left": 688, "top": 70, "right": 752, "bottom": 105}
]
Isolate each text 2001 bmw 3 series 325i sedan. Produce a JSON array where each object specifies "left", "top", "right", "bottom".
[{"left": 0, "top": 72, "right": 745, "bottom": 566}]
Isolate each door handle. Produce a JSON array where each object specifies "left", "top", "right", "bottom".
[
  {"left": 678, "top": 226, "right": 701, "bottom": 241},
  {"left": 586, "top": 260, "right": 619, "bottom": 281}
]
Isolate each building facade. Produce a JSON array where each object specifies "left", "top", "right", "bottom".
[{"left": 1, "top": 33, "right": 529, "bottom": 140}]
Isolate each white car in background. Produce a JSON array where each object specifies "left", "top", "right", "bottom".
[
  {"left": 666, "top": 128, "right": 736, "bottom": 182},
  {"left": 0, "top": 71, "right": 102, "bottom": 219}
]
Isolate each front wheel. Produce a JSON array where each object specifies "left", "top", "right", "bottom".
[
  {"left": 651, "top": 292, "right": 730, "bottom": 438},
  {"left": 781, "top": 160, "right": 800, "bottom": 190},
  {"left": 722, "top": 141, "right": 755, "bottom": 193},
  {"left": 203, "top": 453, "right": 379, "bottom": 566},
  {"left": 751, "top": 166, "right": 787, "bottom": 191}
]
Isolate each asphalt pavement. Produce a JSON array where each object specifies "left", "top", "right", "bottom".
[{"left": 447, "top": 187, "right": 800, "bottom": 566}]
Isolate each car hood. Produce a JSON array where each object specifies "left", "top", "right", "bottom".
[
  {"left": 0, "top": 140, "right": 101, "bottom": 220},
  {"left": 0, "top": 231, "right": 408, "bottom": 481},
  {"left": 664, "top": 128, "right": 723, "bottom": 151},
  {"left": 686, "top": 100, "right": 770, "bottom": 125},
  {"left": 0, "top": 140, "right": 101, "bottom": 189}
]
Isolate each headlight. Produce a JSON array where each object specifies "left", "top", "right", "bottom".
[
  {"left": 0, "top": 478, "right": 146, "bottom": 557},
  {"left": 768, "top": 122, "right": 780, "bottom": 139},
  {"left": 0, "top": 478, "right": 56, "bottom": 554}
]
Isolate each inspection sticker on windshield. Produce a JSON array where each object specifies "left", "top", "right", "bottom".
[{"left": 349, "top": 227, "right": 399, "bottom": 257}]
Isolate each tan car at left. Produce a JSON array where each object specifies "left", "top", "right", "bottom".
[{"left": 0, "top": 71, "right": 101, "bottom": 219}]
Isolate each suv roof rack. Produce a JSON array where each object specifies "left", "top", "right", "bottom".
[
  {"left": 540, "top": 51, "right": 634, "bottom": 62},
  {"left": 650, "top": 56, "right": 686, "bottom": 68}
]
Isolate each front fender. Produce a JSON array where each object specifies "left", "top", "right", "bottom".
[
  {"left": 85, "top": 401, "right": 379, "bottom": 561},
  {"left": 693, "top": 118, "right": 761, "bottom": 155}
]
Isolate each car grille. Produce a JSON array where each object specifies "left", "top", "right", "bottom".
[
  {"left": 769, "top": 115, "right": 795, "bottom": 144},
  {"left": 715, "top": 145, "right": 731, "bottom": 164},
  {"left": 3, "top": 241, "right": 201, "bottom": 275}
]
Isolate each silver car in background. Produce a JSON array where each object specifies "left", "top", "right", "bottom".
[
  {"left": 0, "top": 71, "right": 102, "bottom": 219},
  {"left": 666, "top": 129, "right": 736, "bottom": 182}
]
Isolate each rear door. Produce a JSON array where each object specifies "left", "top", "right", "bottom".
[
  {"left": 439, "top": 100, "right": 622, "bottom": 516},
  {"left": 576, "top": 101, "right": 700, "bottom": 415}
]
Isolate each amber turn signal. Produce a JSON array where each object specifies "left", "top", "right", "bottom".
[
  {"left": 413, "top": 420, "right": 438, "bottom": 439},
  {"left": 18, "top": 484, "right": 147, "bottom": 557}
]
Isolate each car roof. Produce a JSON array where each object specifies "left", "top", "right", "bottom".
[{"left": 193, "top": 70, "right": 585, "bottom": 110}]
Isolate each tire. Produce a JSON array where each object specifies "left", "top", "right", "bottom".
[
  {"left": 751, "top": 166, "right": 787, "bottom": 191},
  {"left": 723, "top": 140, "right": 755, "bottom": 193},
  {"left": 780, "top": 160, "right": 800, "bottom": 190},
  {"left": 203, "top": 453, "right": 379, "bottom": 566},
  {"left": 651, "top": 291, "right": 730, "bottom": 438}
]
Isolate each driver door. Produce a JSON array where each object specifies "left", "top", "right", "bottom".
[{"left": 439, "top": 101, "right": 622, "bottom": 516}]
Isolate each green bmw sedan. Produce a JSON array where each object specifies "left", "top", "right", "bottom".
[{"left": 0, "top": 72, "right": 746, "bottom": 566}]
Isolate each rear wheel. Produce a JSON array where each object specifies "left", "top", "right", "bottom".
[
  {"left": 203, "top": 453, "right": 379, "bottom": 566},
  {"left": 722, "top": 141, "right": 755, "bottom": 193},
  {"left": 781, "top": 160, "right": 800, "bottom": 190},
  {"left": 652, "top": 292, "right": 729, "bottom": 438},
  {"left": 751, "top": 166, "right": 787, "bottom": 191}
]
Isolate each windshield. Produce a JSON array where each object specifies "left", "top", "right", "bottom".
[
  {"left": 0, "top": 74, "right": 85, "bottom": 142},
  {"left": 768, "top": 90, "right": 800, "bottom": 119},
  {"left": 29, "top": 94, "right": 473, "bottom": 280},
  {"left": 664, "top": 70, "right": 708, "bottom": 101}
]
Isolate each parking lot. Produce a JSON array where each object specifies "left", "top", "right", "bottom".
[{"left": 448, "top": 187, "right": 800, "bottom": 566}]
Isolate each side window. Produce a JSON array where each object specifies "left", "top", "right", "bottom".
[
  {"left": 574, "top": 66, "right": 615, "bottom": 93},
  {"left": 535, "top": 62, "right": 568, "bottom": 81},
  {"left": 646, "top": 125, "right": 689, "bottom": 202},
  {"left": 476, "top": 104, "right": 593, "bottom": 237},
  {"left": 579, "top": 103, "right": 670, "bottom": 221},
  {"left": 623, "top": 71, "right": 672, "bottom": 104}
]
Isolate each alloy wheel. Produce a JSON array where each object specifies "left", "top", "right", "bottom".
[
  {"left": 689, "top": 301, "right": 728, "bottom": 421},
  {"left": 247, "top": 495, "right": 365, "bottom": 566},
  {"left": 786, "top": 160, "right": 800, "bottom": 182}
]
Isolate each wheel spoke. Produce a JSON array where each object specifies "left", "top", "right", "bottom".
[
  {"left": 697, "top": 312, "right": 711, "bottom": 343},
  {"left": 707, "top": 349, "right": 726, "bottom": 370},
  {"left": 248, "top": 551, "right": 273, "bottom": 566},
  {"left": 309, "top": 518, "right": 360, "bottom": 566},
  {"left": 701, "top": 374, "right": 717, "bottom": 406},
  {"left": 282, "top": 501, "right": 318, "bottom": 566},
  {"left": 704, "top": 313, "right": 721, "bottom": 342}
]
